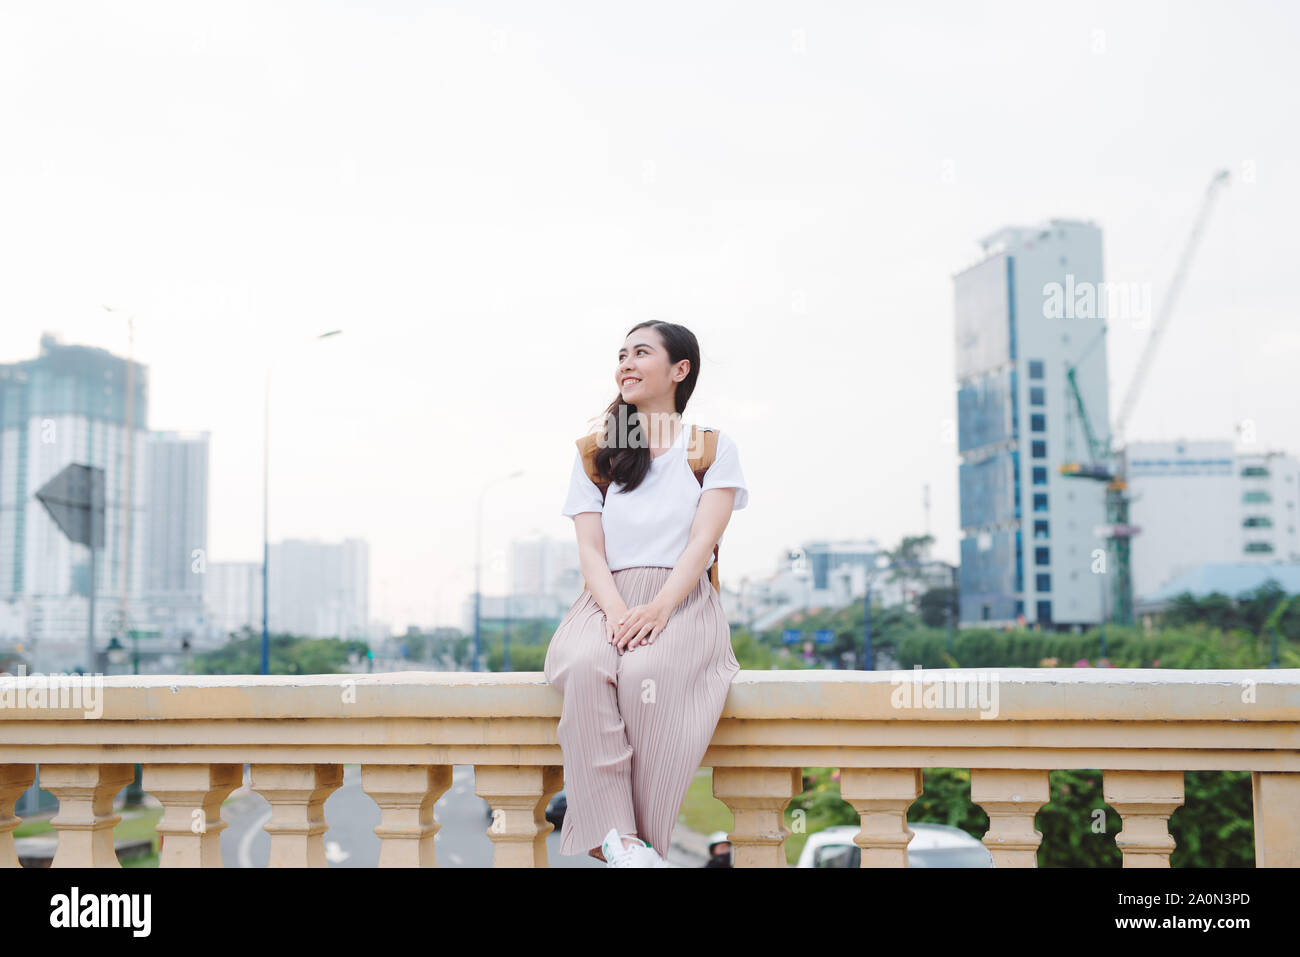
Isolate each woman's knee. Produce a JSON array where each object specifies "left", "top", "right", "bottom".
[{"left": 551, "top": 646, "right": 615, "bottom": 694}]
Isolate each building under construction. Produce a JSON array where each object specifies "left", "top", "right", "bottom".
[
  {"left": 954, "top": 220, "right": 1111, "bottom": 630},
  {"left": 954, "top": 172, "right": 1232, "bottom": 631}
]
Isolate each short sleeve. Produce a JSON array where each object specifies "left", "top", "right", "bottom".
[
  {"left": 561, "top": 449, "right": 605, "bottom": 517},
  {"left": 701, "top": 431, "right": 749, "bottom": 511}
]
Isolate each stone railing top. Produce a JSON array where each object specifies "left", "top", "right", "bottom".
[{"left": 2, "top": 668, "right": 1298, "bottom": 722}]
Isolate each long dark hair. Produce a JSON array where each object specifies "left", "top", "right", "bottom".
[{"left": 592, "top": 321, "right": 701, "bottom": 494}]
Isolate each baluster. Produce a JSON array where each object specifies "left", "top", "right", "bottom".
[
  {"left": 143, "top": 764, "right": 242, "bottom": 867},
  {"left": 712, "top": 767, "right": 802, "bottom": 867},
  {"left": 840, "top": 768, "right": 921, "bottom": 867},
  {"left": 971, "top": 768, "right": 1050, "bottom": 867},
  {"left": 42, "top": 764, "right": 136, "bottom": 867},
  {"left": 0, "top": 765, "right": 35, "bottom": 868},
  {"left": 361, "top": 764, "right": 453, "bottom": 867},
  {"left": 1251, "top": 771, "right": 1300, "bottom": 867},
  {"left": 250, "top": 764, "right": 343, "bottom": 867},
  {"left": 474, "top": 765, "right": 563, "bottom": 867},
  {"left": 1104, "top": 769, "right": 1184, "bottom": 867}
]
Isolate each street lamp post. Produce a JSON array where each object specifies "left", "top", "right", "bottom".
[
  {"left": 261, "top": 330, "right": 343, "bottom": 675},
  {"left": 946, "top": 563, "right": 958, "bottom": 657},
  {"left": 861, "top": 554, "right": 938, "bottom": 670},
  {"left": 474, "top": 471, "right": 523, "bottom": 673}
]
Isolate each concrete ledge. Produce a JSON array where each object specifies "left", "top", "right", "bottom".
[
  {"left": 3, "top": 670, "right": 1298, "bottom": 867},
  {"left": 2, "top": 668, "right": 1298, "bottom": 721}
]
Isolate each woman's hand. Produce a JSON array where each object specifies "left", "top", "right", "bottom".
[
  {"left": 602, "top": 603, "right": 629, "bottom": 647},
  {"left": 612, "top": 600, "right": 670, "bottom": 653}
]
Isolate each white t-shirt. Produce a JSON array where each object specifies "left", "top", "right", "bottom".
[{"left": 560, "top": 424, "right": 748, "bottom": 572}]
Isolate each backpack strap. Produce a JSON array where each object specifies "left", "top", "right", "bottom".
[
  {"left": 575, "top": 423, "right": 724, "bottom": 597},
  {"left": 687, "top": 426, "right": 722, "bottom": 596},
  {"left": 576, "top": 431, "right": 610, "bottom": 503}
]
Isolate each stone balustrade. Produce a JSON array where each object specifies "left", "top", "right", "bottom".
[{"left": 1, "top": 668, "right": 1297, "bottom": 867}]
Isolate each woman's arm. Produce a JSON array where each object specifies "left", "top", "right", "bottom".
[
  {"left": 572, "top": 512, "right": 628, "bottom": 622},
  {"left": 611, "top": 487, "right": 735, "bottom": 650}
]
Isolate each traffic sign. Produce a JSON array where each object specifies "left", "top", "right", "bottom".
[{"left": 34, "top": 464, "right": 105, "bottom": 548}]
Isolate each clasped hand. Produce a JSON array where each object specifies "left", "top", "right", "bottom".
[{"left": 606, "top": 600, "right": 670, "bottom": 654}]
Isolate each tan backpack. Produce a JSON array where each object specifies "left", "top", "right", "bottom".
[{"left": 576, "top": 423, "right": 722, "bottom": 595}]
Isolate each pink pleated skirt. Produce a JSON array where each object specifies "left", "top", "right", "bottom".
[{"left": 543, "top": 565, "right": 739, "bottom": 858}]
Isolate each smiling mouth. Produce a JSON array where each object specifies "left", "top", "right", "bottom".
[{"left": 621, "top": 377, "right": 640, "bottom": 387}]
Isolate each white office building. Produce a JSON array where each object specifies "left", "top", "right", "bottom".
[
  {"left": 267, "top": 538, "right": 370, "bottom": 640},
  {"left": 1237, "top": 449, "right": 1300, "bottom": 562},
  {"left": 1128, "top": 441, "right": 1300, "bottom": 599},
  {"left": 142, "top": 430, "right": 212, "bottom": 646}
]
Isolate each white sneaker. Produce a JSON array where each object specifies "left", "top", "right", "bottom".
[
  {"left": 601, "top": 827, "right": 662, "bottom": 868},
  {"left": 638, "top": 845, "right": 672, "bottom": 867}
]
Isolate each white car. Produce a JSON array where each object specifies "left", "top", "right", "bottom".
[{"left": 795, "top": 822, "right": 995, "bottom": 868}]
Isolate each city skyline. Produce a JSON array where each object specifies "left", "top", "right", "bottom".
[{"left": 3, "top": 2, "right": 1297, "bottom": 631}]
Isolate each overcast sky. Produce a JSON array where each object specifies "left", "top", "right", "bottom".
[{"left": 2, "top": 1, "right": 1296, "bottom": 632}]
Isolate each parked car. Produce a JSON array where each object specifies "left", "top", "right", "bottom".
[{"left": 795, "top": 823, "right": 994, "bottom": 868}]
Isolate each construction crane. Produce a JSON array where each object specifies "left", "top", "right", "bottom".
[{"left": 1059, "top": 168, "right": 1232, "bottom": 625}]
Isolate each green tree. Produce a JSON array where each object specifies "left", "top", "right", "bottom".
[{"left": 192, "top": 627, "right": 366, "bottom": 675}]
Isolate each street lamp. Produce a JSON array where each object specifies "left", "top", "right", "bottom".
[
  {"left": 261, "top": 330, "right": 343, "bottom": 675},
  {"left": 106, "top": 636, "right": 128, "bottom": 669},
  {"left": 474, "top": 470, "right": 523, "bottom": 672}
]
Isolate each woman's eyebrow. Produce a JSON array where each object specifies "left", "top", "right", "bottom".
[{"left": 618, "top": 342, "right": 654, "bottom": 355}]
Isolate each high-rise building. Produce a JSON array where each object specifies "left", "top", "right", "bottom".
[
  {"left": 204, "top": 561, "right": 263, "bottom": 640},
  {"left": 511, "top": 534, "right": 581, "bottom": 599},
  {"left": 458, "top": 534, "right": 586, "bottom": 633},
  {"left": 954, "top": 220, "right": 1111, "bottom": 629},
  {"left": 143, "top": 430, "right": 211, "bottom": 645},
  {"left": 268, "top": 538, "right": 369, "bottom": 639},
  {"left": 0, "top": 333, "right": 150, "bottom": 670}
]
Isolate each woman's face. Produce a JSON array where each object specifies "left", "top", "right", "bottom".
[{"left": 616, "top": 326, "right": 685, "bottom": 409}]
